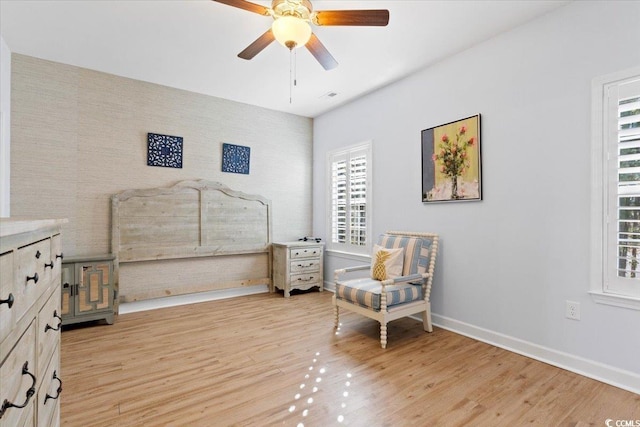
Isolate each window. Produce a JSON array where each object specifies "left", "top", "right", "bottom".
[
  {"left": 327, "top": 142, "right": 372, "bottom": 254},
  {"left": 591, "top": 67, "right": 640, "bottom": 308}
]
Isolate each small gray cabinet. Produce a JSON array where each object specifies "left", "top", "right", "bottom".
[{"left": 61, "top": 254, "right": 116, "bottom": 325}]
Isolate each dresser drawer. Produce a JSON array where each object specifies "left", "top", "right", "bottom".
[
  {"left": 50, "top": 234, "right": 63, "bottom": 281},
  {"left": 37, "top": 343, "right": 61, "bottom": 427},
  {"left": 17, "top": 239, "right": 52, "bottom": 311},
  {"left": 290, "top": 258, "right": 321, "bottom": 274},
  {"left": 0, "top": 251, "right": 16, "bottom": 346},
  {"left": 13, "top": 399, "right": 35, "bottom": 427},
  {"left": 37, "top": 287, "right": 61, "bottom": 378},
  {"left": 289, "top": 246, "right": 322, "bottom": 260},
  {"left": 0, "top": 320, "right": 37, "bottom": 426}
]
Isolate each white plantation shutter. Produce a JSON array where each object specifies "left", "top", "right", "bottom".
[
  {"left": 349, "top": 152, "right": 367, "bottom": 246},
  {"left": 331, "top": 154, "right": 348, "bottom": 244},
  {"left": 328, "top": 142, "right": 372, "bottom": 253},
  {"left": 605, "top": 76, "right": 640, "bottom": 297}
]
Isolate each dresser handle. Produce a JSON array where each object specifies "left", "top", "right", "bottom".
[
  {"left": 298, "top": 263, "right": 314, "bottom": 267},
  {"left": 0, "top": 362, "right": 36, "bottom": 419},
  {"left": 45, "top": 310, "right": 63, "bottom": 332},
  {"left": 0, "top": 293, "right": 14, "bottom": 308},
  {"left": 297, "top": 276, "right": 315, "bottom": 282},
  {"left": 26, "top": 272, "right": 39, "bottom": 284},
  {"left": 56, "top": 253, "right": 64, "bottom": 260},
  {"left": 44, "top": 371, "right": 63, "bottom": 405},
  {"left": 35, "top": 250, "right": 41, "bottom": 259},
  {"left": 44, "top": 261, "right": 54, "bottom": 270}
]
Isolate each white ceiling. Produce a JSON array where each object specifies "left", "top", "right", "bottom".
[{"left": 0, "top": 0, "right": 570, "bottom": 118}]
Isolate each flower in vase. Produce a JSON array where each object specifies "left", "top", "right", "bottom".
[{"left": 432, "top": 124, "right": 475, "bottom": 198}]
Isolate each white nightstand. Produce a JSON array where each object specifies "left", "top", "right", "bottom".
[{"left": 272, "top": 241, "right": 324, "bottom": 297}]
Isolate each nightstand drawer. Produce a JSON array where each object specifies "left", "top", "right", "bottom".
[
  {"left": 290, "top": 259, "right": 320, "bottom": 274},
  {"left": 290, "top": 273, "right": 321, "bottom": 287},
  {"left": 289, "top": 246, "right": 322, "bottom": 260}
]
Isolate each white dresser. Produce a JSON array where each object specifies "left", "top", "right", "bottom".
[
  {"left": 272, "top": 241, "right": 324, "bottom": 298},
  {"left": 1, "top": 219, "right": 66, "bottom": 427}
]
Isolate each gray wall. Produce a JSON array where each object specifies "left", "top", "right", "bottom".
[
  {"left": 11, "top": 54, "right": 313, "bottom": 257},
  {"left": 313, "top": 1, "right": 640, "bottom": 390}
]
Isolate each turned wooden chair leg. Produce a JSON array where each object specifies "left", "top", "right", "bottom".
[
  {"left": 380, "top": 322, "right": 387, "bottom": 349},
  {"left": 333, "top": 300, "right": 340, "bottom": 328}
]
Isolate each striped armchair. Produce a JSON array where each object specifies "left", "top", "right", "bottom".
[{"left": 333, "top": 231, "right": 439, "bottom": 348}]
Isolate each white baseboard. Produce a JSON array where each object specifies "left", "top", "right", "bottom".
[
  {"left": 431, "top": 313, "right": 640, "bottom": 395},
  {"left": 119, "top": 285, "right": 269, "bottom": 314}
]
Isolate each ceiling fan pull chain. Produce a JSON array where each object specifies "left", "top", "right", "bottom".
[{"left": 289, "top": 48, "right": 293, "bottom": 104}]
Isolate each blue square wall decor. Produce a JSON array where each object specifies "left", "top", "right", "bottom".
[
  {"left": 147, "top": 133, "right": 183, "bottom": 168},
  {"left": 222, "top": 143, "right": 250, "bottom": 175}
]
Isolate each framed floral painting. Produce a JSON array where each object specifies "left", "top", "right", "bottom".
[{"left": 421, "top": 114, "right": 482, "bottom": 203}]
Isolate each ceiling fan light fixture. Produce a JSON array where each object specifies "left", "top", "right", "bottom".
[{"left": 272, "top": 16, "right": 312, "bottom": 49}]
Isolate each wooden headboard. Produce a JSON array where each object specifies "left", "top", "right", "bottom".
[{"left": 111, "top": 179, "right": 272, "bottom": 302}]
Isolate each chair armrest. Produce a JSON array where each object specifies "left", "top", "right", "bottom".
[
  {"left": 343, "top": 264, "right": 371, "bottom": 273},
  {"left": 334, "top": 264, "right": 370, "bottom": 281},
  {"left": 380, "top": 273, "right": 427, "bottom": 288},
  {"left": 393, "top": 273, "right": 424, "bottom": 283}
]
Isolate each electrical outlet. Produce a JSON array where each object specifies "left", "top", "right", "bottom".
[{"left": 566, "top": 301, "right": 581, "bottom": 320}]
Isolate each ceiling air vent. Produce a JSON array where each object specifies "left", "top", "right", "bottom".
[{"left": 320, "top": 91, "right": 338, "bottom": 100}]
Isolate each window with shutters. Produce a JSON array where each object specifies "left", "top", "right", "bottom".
[
  {"left": 327, "top": 142, "right": 372, "bottom": 254},
  {"left": 591, "top": 67, "right": 640, "bottom": 308}
]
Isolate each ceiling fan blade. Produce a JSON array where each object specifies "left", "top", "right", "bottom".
[
  {"left": 212, "top": 0, "right": 271, "bottom": 16},
  {"left": 238, "top": 29, "right": 275, "bottom": 60},
  {"left": 313, "top": 9, "right": 389, "bottom": 26},
  {"left": 305, "top": 33, "right": 338, "bottom": 70}
]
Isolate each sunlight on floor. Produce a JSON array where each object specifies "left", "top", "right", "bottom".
[{"left": 286, "top": 350, "right": 352, "bottom": 426}]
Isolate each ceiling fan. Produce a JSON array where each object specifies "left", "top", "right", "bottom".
[{"left": 213, "top": 0, "right": 390, "bottom": 70}]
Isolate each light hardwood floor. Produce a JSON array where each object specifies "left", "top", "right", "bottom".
[{"left": 61, "top": 291, "right": 639, "bottom": 426}]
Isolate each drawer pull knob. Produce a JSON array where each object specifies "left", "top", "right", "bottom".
[
  {"left": 35, "top": 250, "right": 41, "bottom": 259},
  {"left": 45, "top": 261, "right": 54, "bottom": 270},
  {"left": 45, "top": 310, "right": 63, "bottom": 332},
  {"left": 56, "top": 253, "right": 64, "bottom": 260},
  {"left": 0, "top": 293, "right": 14, "bottom": 308},
  {"left": 0, "top": 362, "right": 36, "bottom": 419},
  {"left": 26, "top": 272, "right": 39, "bottom": 284},
  {"left": 44, "top": 371, "right": 63, "bottom": 405}
]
